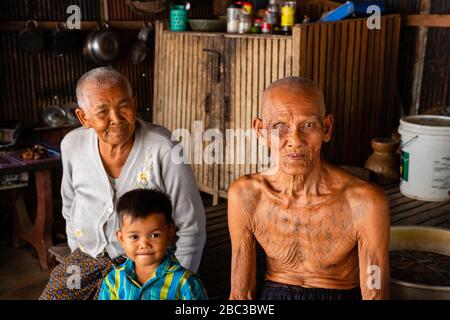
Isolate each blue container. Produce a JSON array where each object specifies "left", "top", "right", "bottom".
[
  {"left": 319, "top": 1, "right": 355, "bottom": 22},
  {"left": 170, "top": 5, "right": 188, "bottom": 31}
]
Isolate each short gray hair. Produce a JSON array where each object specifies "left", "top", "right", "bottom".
[{"left": 76, "top": 67, "right": 133, "bottom": 110}]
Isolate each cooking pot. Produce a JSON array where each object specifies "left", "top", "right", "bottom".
[
  {"left": 52, "top": 22, "right": 81, "bottom": 56},
  {"left": 83, "top": 23, "right": 120, "bottom": 66},
  {"left": 18, "top": 20, "right": 44, "bottom": 54}
]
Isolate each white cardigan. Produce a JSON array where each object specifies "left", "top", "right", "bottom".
[{"left": 60, "top": 119, "right": 206, "bottom": 272}]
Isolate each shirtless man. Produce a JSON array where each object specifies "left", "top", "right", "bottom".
[{"left": 228, "top": 77, "right": 390, "bottom": 300}]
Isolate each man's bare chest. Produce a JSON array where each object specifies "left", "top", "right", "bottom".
[{"left": 252, "top": 200, "right": 358, "bottom": 268}]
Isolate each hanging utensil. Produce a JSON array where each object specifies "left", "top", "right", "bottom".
[
  {"left": 18, "top": 20, "right": 44, "bottom": 54},
  {"left": 83, "top": 23, "right": 121, "bottom": 66},
  {"left": 137, "top": 21, "right": 154, "bottom": 48},
  {"left": 51, "top": 22, "right": 81, "bottom": 56},
  {"left": 128, "top": 22, "right": 153, "bottom": 65},
  {"left": 62, "top": 102, "right": 81, "bottom": 125}
]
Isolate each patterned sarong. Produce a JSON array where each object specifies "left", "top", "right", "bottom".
[{"left": 39, "top": 248, "right": 126, "bottom": 300}]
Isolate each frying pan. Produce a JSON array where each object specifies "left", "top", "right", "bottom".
[
  {"left": 18, "top": 20, "right": 44, "bottom": 54},
  {"left": 83, "top": 23, "right": 120, "bottom": 66}
]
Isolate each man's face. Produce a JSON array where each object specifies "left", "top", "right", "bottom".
[
  {"left": 76, "top": 83, "right": 136, "bottom": 146},
  {"left": 117, "top": 213, "right": 174, "bottom": 269},
  {"left": 259, "top": 89, "right": 333, "bottom": 175}
]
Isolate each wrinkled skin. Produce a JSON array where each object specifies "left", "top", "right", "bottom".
[
  {"left": 75, "top": 82, "right": 136, "bottom": 178},
  {"left": 228, "top": 81, "right": 390, "bottom": 300}
]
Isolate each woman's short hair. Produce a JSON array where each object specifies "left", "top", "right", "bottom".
[{"left": 76, "top": 67, "right": 133, "bottom": 110}]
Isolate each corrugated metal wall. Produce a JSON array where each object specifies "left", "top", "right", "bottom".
[
  {"left": 0, "top": 0, "right": 213, "bottom": 122},
  {"left": 0, "top": 0, "right": 449, "bottom": 122}
]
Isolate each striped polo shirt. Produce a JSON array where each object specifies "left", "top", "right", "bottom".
[{"left": 98, "top": 253, "right": 208, "bottom": 300}]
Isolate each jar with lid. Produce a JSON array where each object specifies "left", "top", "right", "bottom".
[
  {"left": 238, "top": 12, "right": 252, "bottom": 34},
  {"left": 280, "top": 1, "right": 296, "bottom": 34},
  {"left": 266, "top": 0, "right": 280, "bottom": 25},
  {"left": 227, "top": 3, "right": 243, "bottom": 33}
]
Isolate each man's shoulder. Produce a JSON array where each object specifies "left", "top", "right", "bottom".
[
  {"left": 325, "top": 163, "right": 386, "bottom": 201},
  {"left": 228, "top": 173, "right": 264, "bottom": 201},
  {"left": 331, "top": 166, "right": 389, "bottom": 223}
]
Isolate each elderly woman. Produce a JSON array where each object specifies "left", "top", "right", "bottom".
[{"left": 39, "top": 67, "right": 206, "bottom": 300}]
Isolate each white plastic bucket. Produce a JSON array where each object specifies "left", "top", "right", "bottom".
[{"left": 398, "top": 115, "right": 450, "bottom": 201}]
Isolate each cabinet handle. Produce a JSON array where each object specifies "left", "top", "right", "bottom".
[
  {"left": 203, "top": 48, "right": 221, "bottom": 83},
  {"left": 205, "top": 94, "right": 211, "bottom": 113},
  {"left": 224, "top": 96, "right": 230, "bottom": 121}
]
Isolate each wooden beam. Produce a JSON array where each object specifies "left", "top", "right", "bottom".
[
  {"left": 404, "top": 14, "right": 450, "bottom": 28},
  {"left": 409, "top": 0, "right": 431, "bottom": 116},
  {"left": 0, "top": 21, "right": 147, "bottom": 31}
]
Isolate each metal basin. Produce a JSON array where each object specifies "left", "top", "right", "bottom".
[{"left": 390, "top": 226, "right": 450, "bottom": 299}]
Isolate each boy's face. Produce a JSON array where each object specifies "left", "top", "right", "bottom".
[{"left": 117, "top": 213, "right": 174, "bottom": 269}]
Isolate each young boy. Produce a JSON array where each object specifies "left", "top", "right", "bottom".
[{"left": 98, "top": 189, "right": 208, "bottom": 300}]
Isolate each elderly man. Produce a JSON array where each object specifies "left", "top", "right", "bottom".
[
  {"left": 40, "top": 67, "right": 206, "bottom": 300},
  {"left": 228, "top": 77, "right": 390, "bottom": 300}
]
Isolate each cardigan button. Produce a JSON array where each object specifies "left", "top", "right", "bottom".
[{"left": 107, "top": 207, "right": 114, "bottom": 213}]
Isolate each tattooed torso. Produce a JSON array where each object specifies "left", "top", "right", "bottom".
[{"left": 253, "top": 189, "right": 360, "bottom": 289}]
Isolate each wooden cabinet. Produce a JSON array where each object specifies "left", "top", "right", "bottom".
[{"left": 153, "top": 14, "right": 401, "bottom": 203}]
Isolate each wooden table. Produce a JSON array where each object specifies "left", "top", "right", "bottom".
[
  {"left": 0, "top": 148, "right": 61, "bottom": 271},
  {"left": 198, "top": 185, "right": 450, "bottom": 299}
]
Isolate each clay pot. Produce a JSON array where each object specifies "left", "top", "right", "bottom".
[{"left": 365, "top": 138, "right": 400, "bottom": 185}]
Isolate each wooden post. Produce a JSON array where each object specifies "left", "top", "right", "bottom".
[{"left": 409, "top": 0, "right": 431, "bottom": 115}]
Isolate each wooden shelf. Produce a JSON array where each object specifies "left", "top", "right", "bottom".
[{"left": 0, "top": 20, "right": 150, "bottom": 31}]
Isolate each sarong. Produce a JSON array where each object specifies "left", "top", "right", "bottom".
[{"left": 39, "top": 248, "right": 126, "bottom": 300}]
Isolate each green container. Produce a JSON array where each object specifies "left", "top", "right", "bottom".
[{"left": 170, "top": 5, "right": 188, "bottom": 31}]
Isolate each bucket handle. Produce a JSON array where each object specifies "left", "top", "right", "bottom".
[{"left": 400, "top": 135, "right": 418, "bottom": 149}]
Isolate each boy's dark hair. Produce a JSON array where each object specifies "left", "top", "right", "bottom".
[{"left": 116, "top": 188, "right": 174, "bottom": 228}]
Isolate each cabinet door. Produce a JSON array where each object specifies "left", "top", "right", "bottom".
[
  {"left": 153, "top": 22, "right": 223, "bottom": 201},
  {"left": 221, "top": 35, "right": 294, "bottom": 193}
]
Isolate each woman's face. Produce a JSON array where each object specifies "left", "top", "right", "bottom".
[{"left": 76, "top": 83, "right": 136, "bottom": 146}]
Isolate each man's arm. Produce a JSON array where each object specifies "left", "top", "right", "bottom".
[
  {"left": 228, "top": 179, "right": 256, "bottom": 300},
  {"left": 161, "top": 148, "right": 206, "bottom": 272},
  {"left": 356, "top": 185, "right": 391, "bottom": 300}
]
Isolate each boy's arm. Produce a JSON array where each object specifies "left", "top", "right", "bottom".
[
  {"left": 180, "top": 273, "right": 209, "bottom": 300},
  {"left": 98, "top": 279, "right": 111, "bottom": 300},
  {"left": 98, "top": 272, "right": 118, "bottom": 300}
]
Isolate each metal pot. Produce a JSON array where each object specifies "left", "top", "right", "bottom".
[
  {"left": 52, "top": 22, "right": 81, "bottom": 56},
  {"left": 137, "top": 21, "right": 154, "bottom": 48},
  {"left": 18, "top": 20, "right": 44, "bottom": 54},
  {"left": 83, "top": 23, "right": 120, "bottom": 66},
  {"left": 390, "top": 226, "right": 450, "bottom": 300},
  {"left": 128, "top": 22, "right": 153, "bottom": 65},
  {"left": 128, "top": 41, "right": 148, "bottom": 65}
]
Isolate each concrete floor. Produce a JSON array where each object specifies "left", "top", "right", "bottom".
[{"left": 0, "top": 242, "right": 50, "bottom": 300}]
